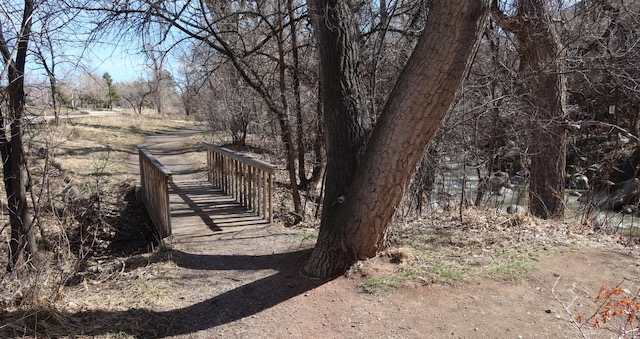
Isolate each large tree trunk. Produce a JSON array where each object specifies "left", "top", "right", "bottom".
[
  {"left": 310, "top": 0, "right": 371, "bottom": 224},
  {"left": 303, "top": 0, "right": 489, "bottom": 278},
  {"left": 491, "top": 0, "right": 567, "bottom": 219},
  {"left": 0, "top": 0, "right": 37, "bottom": 272}
]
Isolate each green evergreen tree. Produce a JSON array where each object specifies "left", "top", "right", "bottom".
[{"left": 102, "top": 72, "right": 121, "bottom": 109}]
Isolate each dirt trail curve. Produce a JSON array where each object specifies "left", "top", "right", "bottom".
[
  {"left": 128, "top": 127, "right": 640, "bottom": 339},
  {"left": 132, "top": 127, "right": 324, "bottom": 338}
]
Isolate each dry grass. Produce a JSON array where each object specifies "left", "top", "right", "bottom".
[
  {"left": 395, "top": 208, "right": 583, "bottom": 277},
  {"left": 3, "top": 113, "right": 637, "bottom": 336},
  {"left": 0, "top": 249, "right": 177, "bottom": 338},
  {"left": 352, "top": 207, "right": 627, "bottom": 293},
  {"left": 0, "top": 113, "right": 200, "bottom": 337},
  {"left": 0, "top": 305, "right": 167, "bottom": 338},
  {"left": 26, "top": 114, "right": 198, "bottom": 178}
]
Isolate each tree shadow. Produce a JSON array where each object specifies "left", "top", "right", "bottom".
[
  {"left": 147, "top": 145, "right": 204, "bottom": 156},
  {"left": 0, "top": 249, "right": 329, "bottom": 338},
  {"left": 169, "top": 181, "right": 270, "bottom": 233}
]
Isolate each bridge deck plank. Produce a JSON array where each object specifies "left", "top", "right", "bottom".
[{"left": 167, "top": 180, "right": 269, "bottom": 246}]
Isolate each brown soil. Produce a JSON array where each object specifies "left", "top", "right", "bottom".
[{"left": 3, "top": 128, "right": 639, "bottom": 339}]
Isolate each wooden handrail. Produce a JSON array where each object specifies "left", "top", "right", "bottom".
[
  {"left": 203, "top": 142, "right": 275, "bottom": 223},
  {"left": 138, "top": 146, "right": 173, "bottom": 238}
]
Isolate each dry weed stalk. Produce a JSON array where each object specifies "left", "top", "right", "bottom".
[
  {"left": 538, "top": 274, "right": 640, "bottom": 338},
  {"left": 535, "top": 274, "right": 589, "bottom": 338}
]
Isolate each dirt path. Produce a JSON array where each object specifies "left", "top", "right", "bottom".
[{"left": 87, "top": 128, "right": 640, "bottom": 338}]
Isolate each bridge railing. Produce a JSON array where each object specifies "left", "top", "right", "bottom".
[
  {"left": 203, "top": 142, "right": 274, "bottom": 223},
  {"left": 138, "top": 146, "right": 173, "bottom": 238}
]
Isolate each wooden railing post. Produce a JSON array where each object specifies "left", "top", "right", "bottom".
[
  {"left": 203, "top": 142, "right": 276, "bottom": 223},
  {"left": 138, "top": 146, "right": 173, "bottom": 238},
  {"left": 268, "top": 171, "right": 273, "bottom": 223}
]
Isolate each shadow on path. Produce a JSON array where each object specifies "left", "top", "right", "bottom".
[
  {"left": 169, "top": 181, "right": 269, "bottom": 234},
  {"left": 1, "top": 249, "right": 329, "bottom": 338},
  {"left": 0, "top": 126, "right": 330, "bottom": 338}
]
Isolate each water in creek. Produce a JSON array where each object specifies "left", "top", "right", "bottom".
[{"left": 425, "top": 159, "right": 639, "bottom": 236}]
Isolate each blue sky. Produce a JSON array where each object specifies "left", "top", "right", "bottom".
[
  {"left": 71, "top": 29, "right": 183, "bottom": 84},
  {"left": 88, "top": 45, "right": 147, "bottom": 83}
]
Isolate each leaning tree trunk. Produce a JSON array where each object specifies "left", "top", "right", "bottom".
[
  {"left": 303, "top": 0, "right": 489, "bottom": 278},
  {"left": 491, "top": 0, "right": 567, "bottom": 219}
]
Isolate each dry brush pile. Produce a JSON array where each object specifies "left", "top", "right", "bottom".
[{"left": 0, "top": 113, "right": 198, "bottom": 311}]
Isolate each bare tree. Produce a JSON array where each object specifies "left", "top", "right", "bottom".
[
  {"left": 77, "top": 0, "right": 309, "bottom": 214},
  {"left": 0, "top": 0, "right": 38, "bottom": 272},
  {"left": 29, "top": 3, "right": 81, "bottom": 123},
  {"left": 117, "top": 78, "right": 152, "bottom": 114},
  {"left": 491, "top": 0, "right": 568, "bottom": 219},
  {"left": 75, "top": 70, "right": 106, "bottom": 109},
  {"left": 564, "top": 0, "right": 640, "bottom": 184},
  {"left": 302, "top": 0, "right": 489, "bottom": 277},
  {"left": 145, "top": 46, "right": 167, "bottom": 115},
  {"left": 75, "top": 0, "right": 488, "bottom": 276},
  {"left": 32, "top": 19, "right": 61, "bottom": 123}
]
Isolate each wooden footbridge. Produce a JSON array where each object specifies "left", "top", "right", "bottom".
[{"left": 137, "top": 142, "right": 275, "bottom": 244}]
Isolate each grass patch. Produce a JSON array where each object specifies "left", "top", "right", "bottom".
[
  {"left": 26, "top": 114, "right": 198, "bottom": 186},
  {"left": 294, "top": 228, "right": 319, "bottom": 244},
  {"left": 386, "top": 209, "right": 581, "bottom": 287},
  {"left": 428, "top": 265, "right": 464, "bottom": 282},
  {"left": 359, "top": 268, "right": 429, "bottom": 294},
  {"left": 359, "top": 275, "right": 404, "bottom": 294},
  {"left": 106, "top": 332, "right": 138, "bottom": 339},
  {"left": 486, "top": 257, "right": 536, "bottom": 281}
]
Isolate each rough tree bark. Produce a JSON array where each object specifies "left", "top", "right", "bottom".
[
  {"left": 0, "top": 0, "right": 37, "bottom": 272},
  {"left": 491, "top": 0, "right": 567, "bottom": 219},
  {"left": 303, "top": 0, "right": 489, "bottom": 278}
]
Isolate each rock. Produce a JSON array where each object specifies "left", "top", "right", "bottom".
[
  {"left": 621, "top": 205, "right": 638, "bottom": 215},
  {"left": 511, "top": 173, "right": 528, "bottom": 186},
  {"left": 498, "top": 187, "right": 513, "bottom": 196},
  {"left": 607, "top": 178, "right": 640, "bottom": 211},
  {"left": 489, "top": 171, "right": 510, "bottom": 193},
  {"left": 566, "top": 173, "right": 589, "bottom": 190},
  {"left": 36, "top": 147, "right": 48, "bottom": 158},
  {"left": 494, "top": 143, "right": 527, "bottom": 176},
  {"left": 579, "top": 178, "right": 640, "bottom": 212},
  {"left": 618, "top": 134, "right": 630, "bottom": 144},
  {"left": 587, "top": 163, "right": 602, "bottom": 173},
  {"left": 506, "top": 205, "right": 525, "bottom": 215}
]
